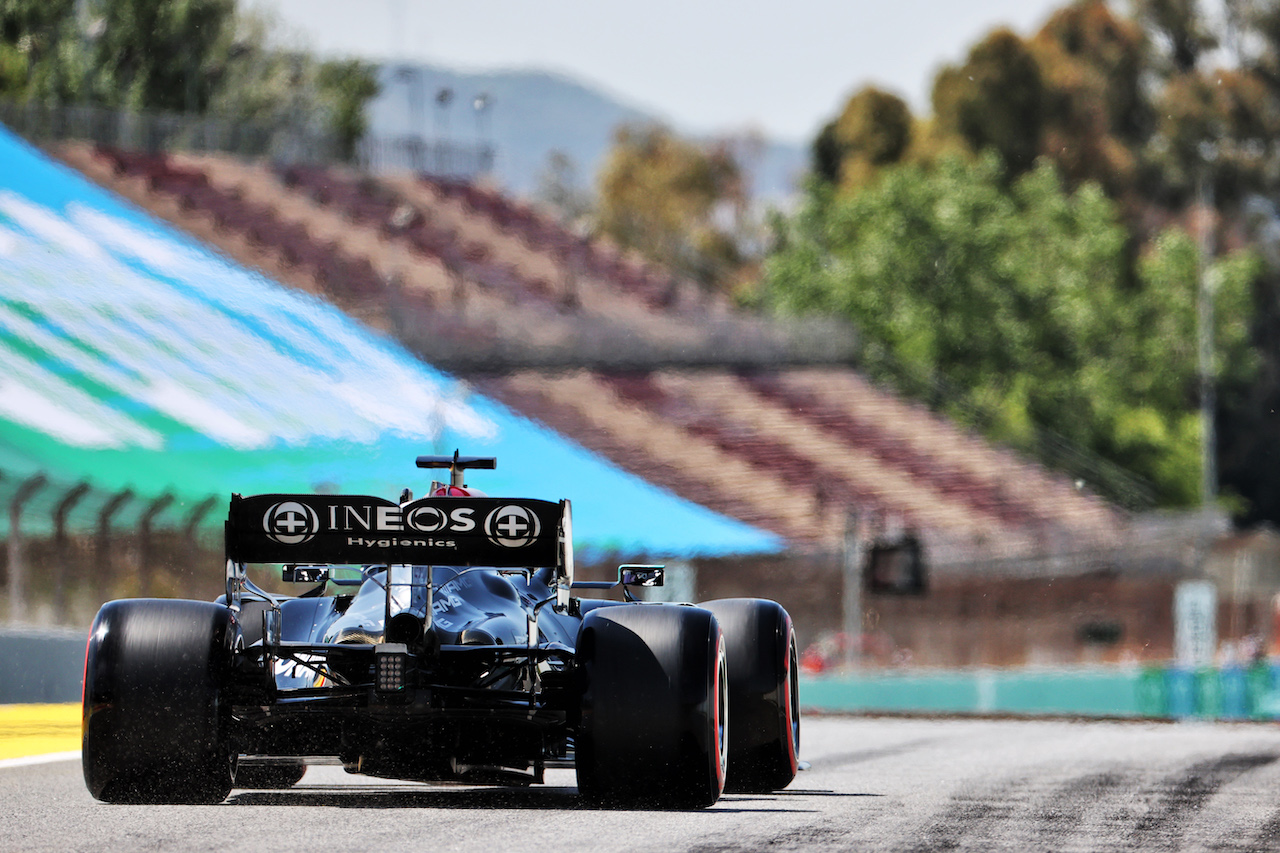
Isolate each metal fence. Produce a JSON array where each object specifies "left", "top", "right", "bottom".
[
  {"left": 0, "top": 100, "right": 493, "bottom": 178},
  {"left": 0, "top": 467, "right": 223, "bottom": 626},
  {"left": 358, "top": 135, "right": 495, "bottom": 178},
  {"left": 0, "top": 101, "right": 334, "bottom": 163}
]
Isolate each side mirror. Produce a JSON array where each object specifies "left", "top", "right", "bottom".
[
  {"left": 282, "top": 565, "right": 328, "bottom": 583},
  {"left": 619, "top": 564, "right": 664, "bottom": 587}
]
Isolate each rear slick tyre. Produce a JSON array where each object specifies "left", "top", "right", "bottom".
[
  {"left": 82, "top": 598, "right": 236, "bottom": 804},
  {"left": 702, "top": 598, "right": 800, "bottom": 792},
  {"left": 576, "top": 604, "right": 727, "bottom": 809}
]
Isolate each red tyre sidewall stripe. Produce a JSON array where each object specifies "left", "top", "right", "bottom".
[{"left": 783, "top": 624, "right": 799, "bottom": 774}]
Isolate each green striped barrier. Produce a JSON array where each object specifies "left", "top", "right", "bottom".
[{"left": 801, "top": 664, "right": 1280, "bottom": 720}]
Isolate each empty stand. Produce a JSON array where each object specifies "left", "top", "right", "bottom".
[
  {"left": 51, "top": 142, "right": 1131, "bottom": 560},
  {"left": 627, "top": 372, "right": 1028, "bottom": 545},
  {"left": 485, "top": 371, "right": 830, "bottom": 544},
  {"left": 418, "top": 173, "right": 712, "bottom": 315},
  {"left": 384, "top": 174, "right": 721, "bottom": 342},
  {"left": 776, "top": 369, "right": 1122, "bottom": 538}
]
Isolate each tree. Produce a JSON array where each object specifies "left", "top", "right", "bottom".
[
  {"left": 316, "top": 59, "right": 380, "bottom": 162},
  {"left": 1144, "top": 68, "right": 1280, "bottom": 204},
  {"left": 87, "top": 0, "right": 236, "bottom": 112},
  {"left": 0, "top": 0, "right": 80, "bottom": 103},
  {"left": 811, "top": 86, "right": 912, "bottom": 191},
  {"left": 771, "top": 0, "right": 1280, "bottom": 519},
  {"left": 932, "top": 29, "right": 1046, "bottom": 174},
  {"left": 0, "top": 0, "right": 380, "bottom": 157},
  {"left": 1031, "top": 1, "right": 1149, "bottom": 197},
  {"left": 1126, "top": 228, "right": 1260, "bottom": 504},
  {"left": 764, "top": 153, "right": 1260, "bottom": 505},
  {"left": 534, "top": 149, "right": 592, "bottom": 223},
  {"left": 1133, "top": 0, "right": 1216, "bottom": 74},
  {"left": 1035, "top": 1, "right": 1149, "bottom": 145},
  {"left": 595, "top": 122, "right": 747, "bottom": 292}
]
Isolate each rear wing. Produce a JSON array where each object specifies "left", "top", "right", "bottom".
[
  {"left": 225, "top": 491, "right": 576, "bottom": 656},
  {"left": 226, "top": 493, "right": 565, "bottom": 567},
  {"left": 226, "top": 493, "right": 575, "bottom": 620}
]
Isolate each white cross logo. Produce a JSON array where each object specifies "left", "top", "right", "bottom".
[
  {"left": 497, "top": 515, "right": 528, "bottom": 538},
  {"left": 275, "top": 511, "right": 307, "bottom": 534},
  {"left": 485, "top": 505, "right": 540, "bottom": 548},
  {"left": 263, "top": 501, "right": 319, "bottom": 545}
]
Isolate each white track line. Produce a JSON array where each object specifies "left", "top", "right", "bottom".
[{"left": 0, "top": 751, "right": 80, "bottom": 769}]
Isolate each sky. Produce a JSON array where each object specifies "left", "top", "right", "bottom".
[{"left": 252, "top": 0, "right": 1071, "bottom": 145}]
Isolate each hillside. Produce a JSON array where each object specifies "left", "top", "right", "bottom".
[{"left": 366, "top": 64, "right": 808, "bottom": 201}]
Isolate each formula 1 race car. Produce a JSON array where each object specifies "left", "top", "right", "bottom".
[{"left": 82, "top": 454, "right": 799, "bottom": 808}]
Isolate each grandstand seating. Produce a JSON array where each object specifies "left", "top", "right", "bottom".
[
  {"left": 775, "top": 369, "right": 1121, "bottom": 534},
  {"left": 384, "top": 174, "right": 715, "bottom": 336},
  {"left": 485, "top": 370, "right": 830, "bottom": 543},
  {"left": 52, "top": 141, "right": 1128, "bottom": 560},
  {"left": 419, "top": 174, "right": 700, "bottom": 313}
]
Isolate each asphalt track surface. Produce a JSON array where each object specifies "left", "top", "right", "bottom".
[{"left": 6, "top": 716, "right": 1280, "bottom": 852}]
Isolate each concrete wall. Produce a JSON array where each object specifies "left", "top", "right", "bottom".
[
  {"left": 696, "top": 551, "right": 1191, "bottom": 667},
  {"left": 0, "top": 626, "right": 85, "bottom": 703}
]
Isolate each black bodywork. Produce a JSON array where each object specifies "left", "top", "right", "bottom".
[
  {"left": 84, "top": 454, "right": 797, "bottom": 806},
  {"left": 223, "top": 483, "right": 631, "bottom": 785}
]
